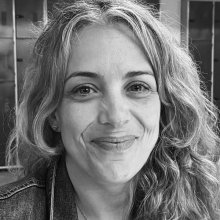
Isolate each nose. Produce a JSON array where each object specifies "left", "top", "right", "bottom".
[{"left": 98, "top": 94, "right": 130, "bottom": 128}]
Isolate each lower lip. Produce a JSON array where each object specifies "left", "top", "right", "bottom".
[{"left": 91, "top": 138, "right": 136, "bottom": 152}]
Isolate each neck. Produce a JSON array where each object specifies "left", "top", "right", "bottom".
[{"left": 65, "top": 156, "right": 133, "bottom": 220}]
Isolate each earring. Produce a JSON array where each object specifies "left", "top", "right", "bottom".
[
  {"left": 50, "top": 122, "right": 60, "bottom": 132},
  {"left": 48, "top": 116, "right": 60, "bottom": 132},
  {"left": 50, "top": 124, "right": 58, "bottom": 131}
]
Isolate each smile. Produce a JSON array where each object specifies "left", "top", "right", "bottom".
[{"left": 91, "top": 135, "right": 137, "bottom": 152}]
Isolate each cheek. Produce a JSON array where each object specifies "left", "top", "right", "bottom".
[
  {"left": 58, "top": 102, "right": 98, "bottom": 140},
  {"left": 133, "top": 96, "right": 161, "bottom": 130},
  {"left": 130, "top": 98, "right": 160, "bottom": 172}
]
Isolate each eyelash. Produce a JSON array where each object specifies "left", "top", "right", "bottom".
[
  {"left": 70, "top": 84, "right": 98, "bottom": 97},
  {"left": 126, "top": 82, "right": 151, "bottom": 95},
  {"left": 69, "top": 81, "right": 152, "bottom": 100}
]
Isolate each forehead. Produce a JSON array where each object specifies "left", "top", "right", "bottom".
[
  {"left": 73, "top": 23, "right": 139, "bottom": 45},
  {"left": 67, "top": 24, "right": 151, "bottom": 75}
]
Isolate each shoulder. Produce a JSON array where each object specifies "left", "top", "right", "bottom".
[
  {"left": 0, "top": 175, "right": 47, "bottom": 220},
  {"left": 0, "top": 175, "right": 45, "bottom": 199}
]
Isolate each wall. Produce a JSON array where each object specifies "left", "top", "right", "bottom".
[{"left": 160, "top": 0, "right": 182, "bottom": 43}]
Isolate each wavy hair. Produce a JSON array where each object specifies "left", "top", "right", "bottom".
[{"left": 7, "top": 0, "right": 220, "bottom": 219}]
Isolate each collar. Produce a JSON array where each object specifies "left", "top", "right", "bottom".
[{"left": 46, "top": 154, "right": 78, "bottom": 220}]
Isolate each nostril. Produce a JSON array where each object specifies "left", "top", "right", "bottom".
[{"left": 98, "top": 108, "right": 130, "bottom": 127}]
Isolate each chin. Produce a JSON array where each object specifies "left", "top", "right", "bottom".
[{"left": 97, "top": 166, "right": 137, "bottom": 184}]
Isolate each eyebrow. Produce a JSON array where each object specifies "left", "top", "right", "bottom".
[{"left": 65, "top": 70, "right": 154, "bottom": 82}]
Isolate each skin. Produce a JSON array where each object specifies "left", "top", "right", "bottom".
[{"left": 54, "top": 24, "right": 161, "bottom": 219}]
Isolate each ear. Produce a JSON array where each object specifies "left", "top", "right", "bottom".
[{"left": 48, "top": 111, "right": 61, "bottom": 132}]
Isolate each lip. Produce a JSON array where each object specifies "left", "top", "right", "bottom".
[{"left": 91, "top": 135, "right": 137, "bottom": 152}]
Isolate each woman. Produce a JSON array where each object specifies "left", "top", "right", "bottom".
[{"left": 0, "top": 0, "right": 219, "bottom": 219}]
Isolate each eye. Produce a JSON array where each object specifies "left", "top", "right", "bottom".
[
  {"left": 69, "top": 84, "right": 99, "bottom": 100},
  {"left": 74, "top": 86, "right": 94, "bottom": 95},
  {"left": 126, "top": 82, "right": 151, "bottom": 97}
]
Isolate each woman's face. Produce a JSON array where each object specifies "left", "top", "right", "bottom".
[{"left": 55, "top": 24, "right": 161, "bottom": 184}]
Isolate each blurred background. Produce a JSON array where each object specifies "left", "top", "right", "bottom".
[{"left": 0, "top": 0, "right": 219, "bottom": 185}]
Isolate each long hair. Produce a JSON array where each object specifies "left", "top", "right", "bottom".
[{"left": 7, "top": 0, "right": 220, "bottom": 219}]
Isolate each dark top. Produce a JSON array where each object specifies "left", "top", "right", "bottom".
[{"left": 0, "top": 155, "right": 78, "bottom": 220}]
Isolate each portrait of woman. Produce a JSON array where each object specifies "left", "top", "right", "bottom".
[{"left": 0, "top": 0, "right": 219, "bottom": 219}]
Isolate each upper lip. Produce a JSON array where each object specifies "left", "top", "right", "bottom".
[{"left": 91, "top": 135, "right": 137, "bottom": 143}]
